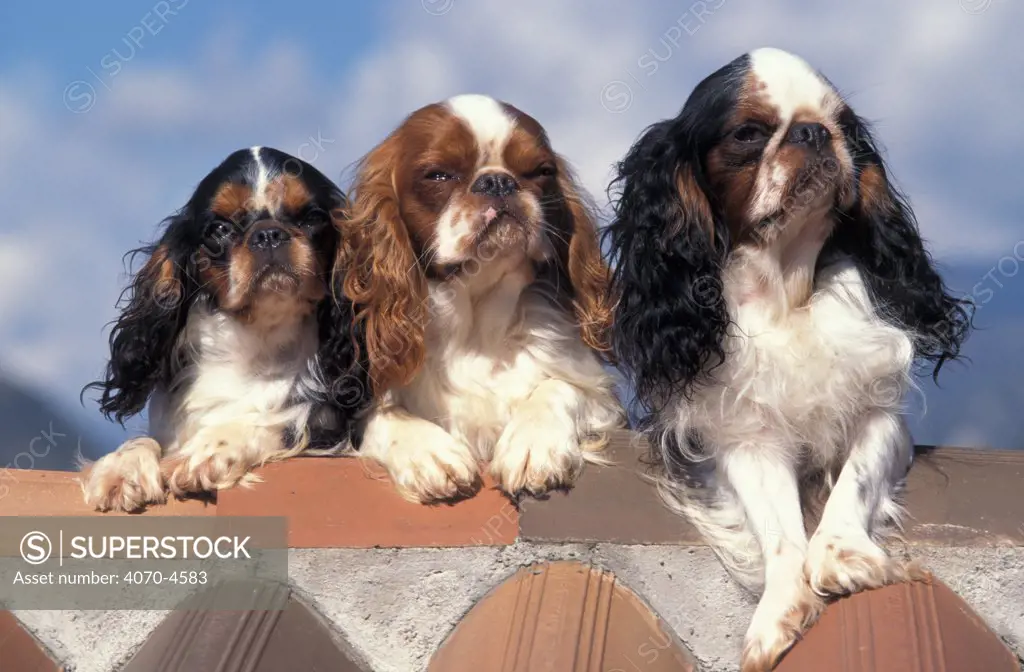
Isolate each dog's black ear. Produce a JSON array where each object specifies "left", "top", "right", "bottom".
[
  {"left": 87, "top": 217, "right": 192, "bottom": 423},
  {"left": 828, "top": 111, "right": 973, "bottom": 379},
  {"left": 310, "top": 293, "right": 370, "bottom": 443},
  {"left": 605, "top": 118, "right": 730, "bottom": 414},
  {"left": 303, "top": 200, "right": 371, "bottom": 449}
]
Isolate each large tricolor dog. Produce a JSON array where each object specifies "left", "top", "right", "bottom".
[{"left": 605, "top": 49, "right": 971, "bottom": 670}]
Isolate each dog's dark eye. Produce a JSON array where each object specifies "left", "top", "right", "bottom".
[
  {"left": 302, "top": 208, "right": 330, "bottom": 228},
  {"left": 529, "top": 164, "right": 557, "bottom": 179},
  {"left": 425, "top": 170, "right": 455, "bottom": 182},
  {"left": 204, "top": 219, "right": 235, "bottom": 241},
  {"left": 733, "top": 123, "right": 770, "bottom": 143}
]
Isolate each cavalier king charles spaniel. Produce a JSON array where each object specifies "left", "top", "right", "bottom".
[
  {"left": 605, "top": 49, "right": 971, "bottom": 670},
  {"left": 82, "top": 147, "right": 368, "bottom": 512},
  {"left": 339, "top": 94, "right": 623, "bottom": 503}
]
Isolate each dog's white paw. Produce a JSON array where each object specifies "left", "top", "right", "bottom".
[
  {"left": 805, "top": 530, "right": 924, "bottom": 597},
  {"left": 369, "top": 422, "right": 480, "bottom": 503},
  {"left": 490, "top": 415, "right": 582, "bottom": 496},
  {"left": 164, "top": 426, "right": 262, "bottom": 497},
  {"left": 741, "top": 574, "right": 823, "bottom": 671},
  {"left": 81, "top": 438, "right": 166, "bottom": 512}
]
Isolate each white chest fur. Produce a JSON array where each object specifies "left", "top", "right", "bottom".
[
  {"left": 686, "top": 259, "right": 914, "bottom": 461},
  {"left": 149, "top": 308, "right": 317, "bottom": 451},
  {"left": 394, "top": 270, "right": 615, "bottom": 459}
]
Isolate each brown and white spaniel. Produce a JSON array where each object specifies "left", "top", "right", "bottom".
[{"left": 339, "top": 94, "right": 624, "bottom": 503}]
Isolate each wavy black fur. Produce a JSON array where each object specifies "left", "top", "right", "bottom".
[
  {"left": 827, "top": 110, "right": 973, "bottom": 379},
  {"left": 604, "top": 60, "right": 744, "bottom": 414},
  {"left": 304, "top": 290, "right": 371, "bottom": 449},
  {"left": 89, "top": 216, "right": 198, "bottom": 424}
]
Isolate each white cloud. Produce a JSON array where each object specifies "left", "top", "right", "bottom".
[
  {"left": 97, "top": 42, "right": 319, "bottom": 132},
  {"left": 0, "top": 237, "right": 42, "bottom": 319},
  {"left": 913, "top": 196, "right": 1022, "bottom": 261}
]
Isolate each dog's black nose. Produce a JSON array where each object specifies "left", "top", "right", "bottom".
[
  {"left": 786, "top": 122, "right": 831, "bottom": 150},
  {"left": 471, "top": 172, "right": 519, "bottom": 197},
  {"left": 248, "top": 225, "right": 291, "bottom": 250}
]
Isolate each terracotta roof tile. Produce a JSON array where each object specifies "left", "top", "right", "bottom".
[
  {"left": 0, "top": 469, "right": 214, "bottom": 517},
  {"left": 3, "top": 435, "right": 1020, "bottom": 549},
  {"left": 779, "top": 578, "right": 1021, "bottom": 671},
  {"left": 429, "top": 561, "right": 697, "bottom": 672},
  {"left": 904, "top": 447, "right": 1024, "bottom": 545},
  {"left": 123, "top": 582, "right": 370, "bottom": 671},
  {"left": 0, "top": 611, "right": 62, "bottom": 671},
  {"left": 216, "top": 456, "right": 518, "bottom": 548},
  {"left": 518, "top": 430, "right": 701, "bottom": 544}
]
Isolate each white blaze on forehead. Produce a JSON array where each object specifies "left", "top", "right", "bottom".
[
  {"left": 247, "top": 145, "right": 279, "bottom": 212},
  {"left": 748, "top": 48, "right": 839, "bottom": 120},
  {"left": 744, "top": 49, "right": 850, "bottom": 223},
  {"left": 446, "top": 94, "right": 516, "bottom": 166}
]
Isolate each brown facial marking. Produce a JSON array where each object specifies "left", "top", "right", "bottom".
[
  {"left": 792, "top": 105, "right": 824, "bottom": 124},
  {"left": 398, "top": 104, "right": 478, "bottom": 258},
  {"left": 705, "top": 146, "right": 759, "bottom": 243},
  {"left": 204, "top": 267, "right": 232, "bottom": 307},
  {"left": 775, "top": 143, "right": 828, "bottom": 202},
  {"left": 288, "top": 234, "right": 317, "bottom": 276},
  {"left": 700, "top": 73, "right": 785, "bottom": 243},
  {"left": 708, "top": 70, "right": 853, "bottom": 249},
  {"left": 413, "top": 116, "right": 549, "bottom": 260},
  {"left": 211, "top": 183, "right": 252, "bottom": 220},
  {"left": 207, "top": 170, "right": 332, "bottom": 315},
  {"left": 503, "top": 107, "right": 548, "bottom": 159},
  {"left": 736, "top": 72, "right": 781, "bottom": 128},
  {"left": 504, "top": 115, "right": 555, "bottom": 197},
  {"left": 288, "top": 232, "right": 324, "bottom": 302},
  {"left": 224, "top": 245, "right": 255, "bottom": 310},
  {"left": 264, "top": 174, "right": 313, "bottom": 216}
]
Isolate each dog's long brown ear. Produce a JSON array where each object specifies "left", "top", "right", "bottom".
[
  {"left": 555, "top": 156, "right": 613, "bottom": 356},
  {"left": 337, "top": 134, "right": 427, "bottom": 394}
]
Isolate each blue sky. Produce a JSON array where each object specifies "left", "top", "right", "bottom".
[{"left": 1, "top": 0, "right": 1021, "bottom": 457}]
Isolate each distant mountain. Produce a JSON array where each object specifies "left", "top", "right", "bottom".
[{"left": 0, "top": 377, "right": 104, "bottom": 471}]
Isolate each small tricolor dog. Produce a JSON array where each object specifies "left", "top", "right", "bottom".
[
  {"left": 338, "top": 94, "right": 624, "bottom": 502},
  {"left": 605, "top": 49, "right": 971, "bottom": 670},
  {"left": 82, "top": 147, "right": 368, "bottom": 512}
]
